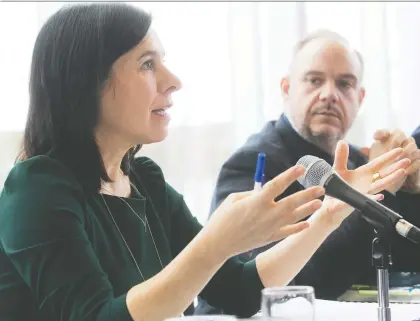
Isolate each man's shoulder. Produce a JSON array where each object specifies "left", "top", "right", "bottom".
[{"left": 228, "top": 121, "right": 290, "bottom": 166}]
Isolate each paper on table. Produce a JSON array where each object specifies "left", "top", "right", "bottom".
[{"left": 315, "top": 299, "right": 420, "bottom": 321}]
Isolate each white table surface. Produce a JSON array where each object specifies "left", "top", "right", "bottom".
[{"left": 244, "top": 299, "right": 420, "bottom": 320}]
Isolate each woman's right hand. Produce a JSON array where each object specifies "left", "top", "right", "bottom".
[{"left": 203, "top": 166, "right": 325, "bottom": 259}]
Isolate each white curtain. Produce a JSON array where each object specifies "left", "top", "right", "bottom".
[{"left": 0, "top": 2, "right": 419, "bottom": 223}]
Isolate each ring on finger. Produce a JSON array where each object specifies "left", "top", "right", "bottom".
[{"left": 372, "top": 172, "right": 382, "bottom": 183}]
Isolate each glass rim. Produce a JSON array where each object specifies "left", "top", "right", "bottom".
[{"left": 262, "top": 286, "right": 314, "bottom": 296}]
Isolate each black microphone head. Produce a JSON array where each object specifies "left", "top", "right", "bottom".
[{"left": 296, "top": 155, "right": 333, "bottom": 188}]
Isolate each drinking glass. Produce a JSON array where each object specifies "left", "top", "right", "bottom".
[{"left": 261, "top": 286, "right": 315, "bottom": 320}]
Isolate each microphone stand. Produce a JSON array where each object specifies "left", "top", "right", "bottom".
[
  {"left": 360, "top": 210, "right": 394, "bottom": 321},
  {"left": 372, "top": 232, "right": 392, "bottom": 321}
]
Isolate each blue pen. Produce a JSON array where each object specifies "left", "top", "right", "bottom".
[{"left": 254, "top": 152, "right": 266, "bottom": 191}]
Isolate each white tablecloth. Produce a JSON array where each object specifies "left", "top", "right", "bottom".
[
  {"left": 249, "top": 299, "right": 420, "bottom": 320},
  {"left": 314, "top": 299, "right": 419, "bottom": 321}
]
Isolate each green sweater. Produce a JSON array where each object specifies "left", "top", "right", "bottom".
[{"left": 0, "top": 155, "right": 264, "bottom": 321}]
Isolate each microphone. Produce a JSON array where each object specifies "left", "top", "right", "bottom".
[{"left": 296, "top": 155, "right": 420, "bottom": 245}]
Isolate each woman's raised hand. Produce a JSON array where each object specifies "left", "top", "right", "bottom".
[{"left": 205, "top": 165, "right": 325, "bottom": 258}]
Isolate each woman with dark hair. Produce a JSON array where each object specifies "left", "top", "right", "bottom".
[{"left": 0, "top": 3, "right": 409, "bottom": 321}]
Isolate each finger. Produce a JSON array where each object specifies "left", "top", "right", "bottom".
[
  {"left": 389, "top": 130, "right": 406, "bottom": 149},
  {"left": 290, "top": 199, "right": 323, "bottom": 223},
  {"left": 378, "top": 158, "right": 411, "bottom": 178},
  {"left": 360, "top": 147, "right": 370, "bottom": 158},
  {"left": 323, "top": 194, "right": 383, "bottom": 217},
  {"left": 276, "top": 186, "right": 325, "bottom": 212},
  {"left": 364, "top": 147, "right": 403, "bottom": 173},
  {"left": 333, "top": 193, "right": 383, "bottom": 205},
  {"left": 369, "top": 168, "right": 407, "bottom": 194},
  {"left": 333, "top": 140, "right": 349, "bottom": 171},
  {"left": 261, "top": 165, "right": 305, "bottom": 202},
  {"left": 401, "top": 137, "right": 416, "bottom": 149},
  {"left": 326, "top": 198, "right": 352, "bottom": 214},
  {"left": 403, "top": 141, "right": 418, "bottom": 157},
  {"left": 410, "top": 149, "right": 420, "bottom": 160},
  {"left": 273, "top": 221, "right": 310, "bottom": 241},
  {"left": 369, "top": 193, "right": 385, "bottom": 202},
  {"left": 406, "top": 159, "right": 420, "bottom": 175},
  {"left": 373, "top": 129, "right": 391, "bottom": 141},
  {"left": 398, "top": 142, "right": 418, "bottom": 162}
]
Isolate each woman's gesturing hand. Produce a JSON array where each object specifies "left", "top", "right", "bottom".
[{"left": 205, "top": 165, "right": 325, "bottom": 259}]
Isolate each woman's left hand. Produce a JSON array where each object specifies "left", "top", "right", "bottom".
[{"left": 314, "top": 140, "right": 410, "bottom": 228}]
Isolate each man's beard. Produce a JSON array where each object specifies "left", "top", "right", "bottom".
[{"left": 299, "top": 124, "right": 343, "bottom": 155}]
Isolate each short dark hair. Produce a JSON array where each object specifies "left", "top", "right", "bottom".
[{"left": 18, "top": 3, "right": 152, "bottom": 193}]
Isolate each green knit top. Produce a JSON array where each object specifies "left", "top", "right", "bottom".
[{"left": 0, "top": 155, "right": 263, "bottom": 321}]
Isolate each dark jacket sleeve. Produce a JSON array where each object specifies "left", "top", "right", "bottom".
[
  {"left": 394, "top": 124, "right": 420, "bottom": 229},
  {"left": 0, "top": 157, "right": 133, "bottom": 321},
  {"left": 388, "top": 126, "right": 420, "bottom": 271}
]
